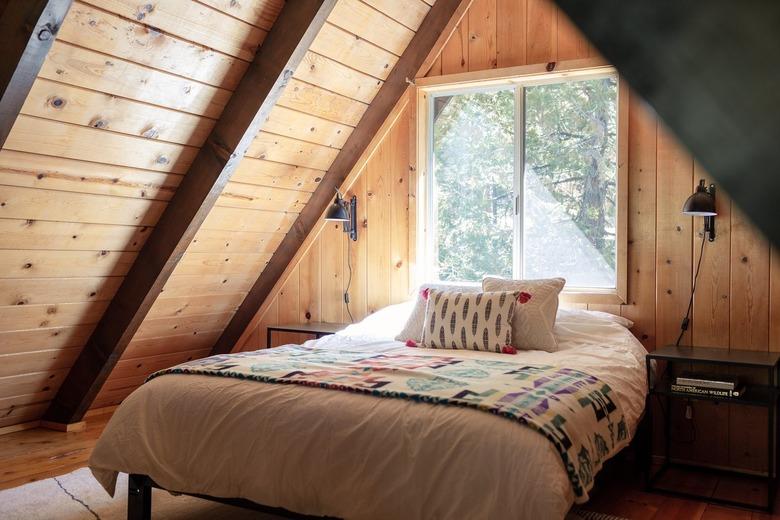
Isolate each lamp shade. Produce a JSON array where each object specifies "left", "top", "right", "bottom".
[
  {"left": 682, "top": 180, "right": 717, "bottom": 216},
  {"left": 324, "top": 194, "right": 350, "bottom": 221}
]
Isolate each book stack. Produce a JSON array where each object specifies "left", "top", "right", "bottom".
[{"left": 670, "top": 372, "right": 744, "bottom": 398}]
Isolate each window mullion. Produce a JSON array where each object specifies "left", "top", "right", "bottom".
[{"left": 513, "top": 85, "right": 525, "bottom": 279}]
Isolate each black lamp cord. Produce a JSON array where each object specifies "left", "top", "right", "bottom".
[
  {"left": 675, "top": 231, "right": 707, "bottom": 347},
  {"left": 344, "top": 237, "right": 354, "bottom": 323}
]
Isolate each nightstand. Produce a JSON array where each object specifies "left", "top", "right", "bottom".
[
  {"left": 646, "top": 345, "right": 780, "bottom": 512},
  {"left": 266, "top": 322, "right": 347, "bottom": 348}
]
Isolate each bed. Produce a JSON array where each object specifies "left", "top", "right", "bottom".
[{"left": 90, "top": 303, "right": 648, "bottom": 520}]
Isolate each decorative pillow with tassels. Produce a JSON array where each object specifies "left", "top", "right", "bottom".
[{"left": 420, "top": 290, "right": 519, "bottom": 353}]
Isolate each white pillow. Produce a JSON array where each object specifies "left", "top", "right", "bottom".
[
  {"left": 482, "top": 277, "right": 565, "bottom": 352},
  {"left": 557, "top": 308, "right": 634, "bottom": 328},
  {"left": 338, "top": 301, "right": 414, "bottom": 339},
  {"left": 395, "top": 283, "right": 480, "bottom": 343}
]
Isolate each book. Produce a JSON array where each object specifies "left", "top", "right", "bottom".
[
  {"left": 670, "top": 383, "right": 744, "bottom": 398},
  {"left": 675, "top": 372, "right": 738, "bottom": 391}
]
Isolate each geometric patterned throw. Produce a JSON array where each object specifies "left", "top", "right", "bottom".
[{"left": 148, "top": 345, "right": 629, "bottom": 500}]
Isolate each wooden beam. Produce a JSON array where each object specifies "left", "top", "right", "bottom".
[
  {"left": 43, "top": 0, "right": 337, "bottom": 425},
  {"left": 554, "top": 0, "right": 780, "bottom": 249},
  {"left": 0, "top": 0, "right": 72, "bottom": 148},
  {"left": 211, "top": 0, "right": 474, "bottom": 356}
]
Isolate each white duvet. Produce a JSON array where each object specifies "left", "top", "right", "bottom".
[{"left": 90, "top": 305, "right": 647, "bottom": 520}]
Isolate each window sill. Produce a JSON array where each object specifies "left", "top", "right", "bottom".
[{"left": 560, "top": 289, "right": 626, "bottom": 305}]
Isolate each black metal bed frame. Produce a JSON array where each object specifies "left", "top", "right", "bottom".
[{"left": 126, "top": 474, "right": 337, "bottom": 520}]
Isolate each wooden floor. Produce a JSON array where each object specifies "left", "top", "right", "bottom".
[{"left": 0, "top": 413, "right": 778, "bottom": 520}]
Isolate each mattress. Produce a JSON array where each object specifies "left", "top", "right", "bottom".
[{"left": 90, "top": 306, "right": 647, "bottom": 520}]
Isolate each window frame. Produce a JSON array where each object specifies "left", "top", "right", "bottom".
[{"left": 413, "top": 58, "right": 628, "bottom": 304}]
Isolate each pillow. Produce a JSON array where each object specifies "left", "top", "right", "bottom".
[
  {"left": 420, "top": 290, "right": 519, "bottom": 353},
  {"left": 482, "top": 277, "right": 565, "bottom": 352},
  {"left": 337, "top": 301, "right": 415, "bottom": 339},
  {"left": 395, "top": 283, "right": 480, "bottom": 343},
  {"left": 557, "top": 308, "right": 634, "bottom": 329}
]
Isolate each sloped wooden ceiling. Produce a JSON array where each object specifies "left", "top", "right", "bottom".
[
  {"left": 0, "top": 0, "right": 446, "bottom": 428},
  {"left": 0, "top": 0, "right": 283, "bottom": 428}
]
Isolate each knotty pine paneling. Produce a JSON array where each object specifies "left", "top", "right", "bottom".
[
  {"left": 89, "top": 0, "right": 434, "bottom": 410},
  {"left": 0, "top": 0, "right": 283, "bottom": 427},
  {"left": 240, "top": 0, "right": 777, "bottom": 473}
]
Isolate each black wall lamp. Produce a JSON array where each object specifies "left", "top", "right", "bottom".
[
  {"left": 676, "top": 179, "right": 719, "bottom": 346},
  {"left": 324, "top": 189, "right": 358, "bottom": 241},
  {"left": 682, "top": 179, "right": 717, "bottom": 241}
]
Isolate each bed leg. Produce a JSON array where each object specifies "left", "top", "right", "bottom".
[{"left": 127, "top": 474, "right": 152, "bottom": 520}]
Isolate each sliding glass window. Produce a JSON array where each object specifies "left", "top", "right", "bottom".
[{"left": 426, "top": 72, "right": 619, "bottom": 290}]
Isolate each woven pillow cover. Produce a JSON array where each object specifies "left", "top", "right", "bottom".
[
  {"left": 421, "top": 289, "right": 519, "bottom": 353},
  {"left": 481, "top": 277, "right": 565, "bottom": 352},
  {"left": 395, "top": 283, "right": 481, "bottom": 343}
]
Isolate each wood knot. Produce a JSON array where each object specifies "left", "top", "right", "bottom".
[
  {"left": 37, "top": 173, "right": 45, "bottom": 180},
  {"left": 23, "top": 263, "right": 32, "bottom": 269},
  {"left": 314, "top": 177, "right": 322, "bottom": 183},
  {"left": 741, "top": 256, "right": 748, "bottom": 263},
  {"left": 49, "top": 96, "right": 66, "bottom": 109},
  {"left": 546, "top": 62, "right": 556, "bottom": 72},
  {"left": 305, "top": 311, "right": 312, "bottom": 320},
  {"left": 136, "top": 3, "right": 154, "bottom": 20},
  {"left": 99, "top": 250, "right": 108, "bottom": 256},
  {"left": 156, "top": 155, "right": 169, "bottom": 165},
  {"left": 90, "top": 118, "right": 108, "bottom": 129},
  {"left": 142, "top": 126, "right": 160, "bottom": 139},
  {"left": 89, "top": 291, "right": 97, "bottom": 297}
]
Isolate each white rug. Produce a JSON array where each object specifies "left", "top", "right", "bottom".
[
  {"left": 0, "top": 467, "right": 624, "bottom": 520},
  {"left": 0, "top": 468, "right": 281, "bottom": 519}
]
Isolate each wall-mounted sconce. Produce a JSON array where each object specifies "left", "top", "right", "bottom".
[
  {"left": 676, "top": 178, "right": 719, "bottom": 346},
  {"left": 324, "top": 189, "right": 358, "bottom": 241},
  {"left": 682, "top": 179, "right": 717, "bottom": 241}
]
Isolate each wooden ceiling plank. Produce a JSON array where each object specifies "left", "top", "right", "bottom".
[
  {"left": 42, "top": 0, "right": 338, "bottom": 425},
  {"left": 0, "top": 0, "right": 73, "bottom": 148},
  {"left": 212, "top": 0, "right": 475, "bottom": 356}
]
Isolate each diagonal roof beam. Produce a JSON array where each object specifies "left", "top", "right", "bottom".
[
  {"left": 554, "top": 0, "right": 780, "bottom": 248},
  {"left": 211, "top": 0, "right": 474, "bottom": 356},
  {"left": 0, "top": 0, "right": 72, "bottom": 147},
  {"left": 44, "top": 0, "right": 338, "bottom": 425}
]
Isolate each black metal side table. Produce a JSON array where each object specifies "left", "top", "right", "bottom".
[
  {"left": 266, "top": 322, "right": 347, "bottom": 348},
  {"left": 646, "top": 345, "right": 780, "bottom": 512}
]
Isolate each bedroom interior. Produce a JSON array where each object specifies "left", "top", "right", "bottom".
[{"left": 0, "top": 1, "right": 778, "bottom": 519}]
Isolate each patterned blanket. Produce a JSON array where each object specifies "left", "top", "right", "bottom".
[{"left": 148, "top": 345, "right": 629, "bottom": 499}]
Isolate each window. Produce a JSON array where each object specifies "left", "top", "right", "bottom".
[{"left": 418, "top": 64, "right": 626, "bottom": 301}]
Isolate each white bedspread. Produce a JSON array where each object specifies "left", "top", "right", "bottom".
[{"left": 90, "top": 307, "right": 647, "bottom": 520}]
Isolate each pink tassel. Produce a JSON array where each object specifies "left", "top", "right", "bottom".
[
  {"left": 502, "top": 345, "right": 518, "bottom": 355},
  {"left": 406, "top": 340, "right": 418, "bottom": 348},
  {"left": 517, "top": 292, "right": 532, "bottom": 304}
]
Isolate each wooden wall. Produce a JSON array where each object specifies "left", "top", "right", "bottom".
[
  {"left": 0, "top": 0, "right": 437, "bottom": 424},
  {"left": 0, "top": 0, "right": 283, "bottom": 428},
  {"left": 241, "top": 0, "right": 780, "bottom": 472},
  {"left": 90, "top": 0, "right": 435, "bottom": 409}
]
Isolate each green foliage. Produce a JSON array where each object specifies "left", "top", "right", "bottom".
[
  {"left": 525, "top": 77, "right": 617, "bottom": 268},
  {"left": 432, "top": 89, "right": 515, "bottom": 281},
  {"left": 430, "top": 77, "right": 617, "bottom": 284}
]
